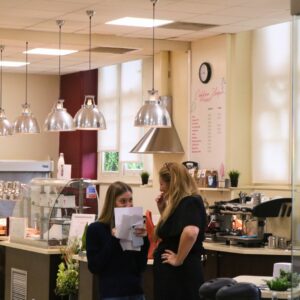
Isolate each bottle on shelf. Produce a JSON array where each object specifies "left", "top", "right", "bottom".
[{"left": 57, "top": 153, "right": 65, "bottom": 179}]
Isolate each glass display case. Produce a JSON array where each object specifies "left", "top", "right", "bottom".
[
  {"left": 0, "top": 180, "right": 31, "bottom": 237},
  {"left": 9, "top": 178, "right": 100, "bottom": 248}
]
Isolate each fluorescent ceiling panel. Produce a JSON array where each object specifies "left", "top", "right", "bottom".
[
  {"left": 0, "top": 61, "right": 28, "bottom": 67},
  {"left": 106, "top": 17, "right": 173, "bottom": 27},
  {"left": 25, "top": 48, "right": 78, "bottom": 56}
]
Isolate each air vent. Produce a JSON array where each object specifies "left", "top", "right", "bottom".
[
  {"left": 159, "top": 22, "right": 217, "bottom": 31},
  {"left": 11, "top": 268, "right": 27, "bottom": 300},
  {"left": 86, "top": 47, "right": 138, "bottom": 54}
]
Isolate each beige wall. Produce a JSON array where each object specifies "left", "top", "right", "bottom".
[
  {"left": 0, "top": 72, "right": 59, "bottom": 161},
  {"left": 190, "top": 33, "right": 252, "bottom": 186},
  {"left": 227, "top": 32, "right": 252, "bottom": 185},
  {"left": 152, "top": 51, "right": 190, "bottom": 189}
]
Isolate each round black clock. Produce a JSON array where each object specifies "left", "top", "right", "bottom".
[{"left": 199, "top": 62, "right": 212, "bottom": 84}]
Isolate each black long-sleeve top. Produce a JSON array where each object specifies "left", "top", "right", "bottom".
[{"left": 86, "top": 221, "right": 150, "bottom": 298}]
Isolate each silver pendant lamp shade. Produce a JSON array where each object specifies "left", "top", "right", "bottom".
[
  {"left": 74, "top": 10, "right": 106, "bottom": 130},
  {"left": 44, "top": 99, "right": 74, "bottom": 131},
  {"left": 0, "top": 109, "right": 13, "bottom": 136},
  {"left": 134, "top": 89, "right": 171, "bottom": 127},
  {"left": 74, "top": 95, "right": 106, "bottom": 130},
  {"left": 134, "top": 0, "right": 171, "bottom": 128},
  {"left": 44, "top": 20, "right": 75, "bottom": 132},
  {"left": 14, "top": 42, "right": 40, "bottom": 134},
  {"left": 131, "top": 96, "right": 184, "bottom": 153},
  {"left": 0, "top": 46, "right": 13, "bottom": 136}
]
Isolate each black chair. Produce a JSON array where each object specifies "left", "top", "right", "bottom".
[
  {"left": 216, "top": 282, "right": 261, "bottom": 300},
  {"left": 199, "top": 278, "right": 237, "bottom": 300}
]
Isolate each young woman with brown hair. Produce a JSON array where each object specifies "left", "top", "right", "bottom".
[{"left": 86, "top": 181, "right": 149, "bottom": 300}]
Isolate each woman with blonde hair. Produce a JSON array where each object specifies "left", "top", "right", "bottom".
[
  {"left": 153, "top": 162, "right": 207, "bottom": 300},
  {"left": 86, "top": 181, "right": 149, "bottom": 300}
]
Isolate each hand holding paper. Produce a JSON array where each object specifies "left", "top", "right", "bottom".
[{"left": 114, "top": 207, "right": 144, "bottom": 251}]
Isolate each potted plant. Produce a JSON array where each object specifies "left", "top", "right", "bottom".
[
  {"left": 140, "top": 171, "right": 150, "bottom": 185},
  {"left": 228, "top": 169, "right": 240, "bottom": 187},
  {"left": 55, "top": 240, "right": 80, "bottom": 300}
]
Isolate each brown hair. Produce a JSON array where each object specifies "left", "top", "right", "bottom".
[
  {"left": 155, "top": 162, "right": 199, "bottom": 233},
  {"left": 99, "top": 181, "right": 132, "bottom": 228}
]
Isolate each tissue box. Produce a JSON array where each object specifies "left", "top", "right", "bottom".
[{"left": 273, "top": 262, "right": 291, "bottom": 278}]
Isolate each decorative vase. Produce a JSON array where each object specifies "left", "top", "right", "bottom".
[{"left": 68, "top": 294, "right": 78, "bottom": 300}]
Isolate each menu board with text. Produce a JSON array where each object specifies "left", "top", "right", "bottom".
[{"left": 190, "top": 78, "right": 226, "bottom": 174}]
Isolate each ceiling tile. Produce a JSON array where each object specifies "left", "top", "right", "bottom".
[{"left": 0, "top": 0, "right": 292, "bottom": 74}]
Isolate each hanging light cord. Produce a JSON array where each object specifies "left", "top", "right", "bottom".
[
  {"left": 56, "top": 20, "right": 64, "bottom": 99},
  {"left": 151, "top": 0, "right": 158, "bottom": 93},
  {"left": 25, "top": 42, "right": 28, "bottom": 105},
  {"left": 86, "top": 10, "right": 95, "bottom": 71},
  {"left": 89, "top": 13, "right": 92, "bottom": 70}
]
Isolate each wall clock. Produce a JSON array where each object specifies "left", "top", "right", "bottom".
[{"left": 199, "top": 62, "right": 212, "bottom": 84}]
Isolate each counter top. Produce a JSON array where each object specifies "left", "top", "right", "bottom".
[
  {"left": 73, "top": 254, "right": 154, "bottom": 265},
  {"left": 0, "top": 240, "right": 62, "bottom": 255},
  {"left": 0, "top": 236, "right": 8, "bottom": 241},
  {"left": 2, "top": 240, "right": 290, "bottom": 256},
  {"left": 234, "top": 275, "right": 299, "bottom": 299},
  {"left": 204, "top": 242, "right": 291, "bottom": 256}
]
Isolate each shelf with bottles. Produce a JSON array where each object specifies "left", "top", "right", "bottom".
[{"left": 9, "top": 178, "right": 100, "bottom": 248}]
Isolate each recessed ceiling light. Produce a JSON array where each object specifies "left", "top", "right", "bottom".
[
  {"left": 24, "top": 48, "right": 78, "bottom": 56},
  {"left": 0, "top": 61, "right": 28, "bottom": 67},
  {"left": 106, "top": 17, "right": 173, "bottom": 28}
]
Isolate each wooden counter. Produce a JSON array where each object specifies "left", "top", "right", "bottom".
[
  {"left": 203, "top": 241, "right": 291, "bottom": 256},
  {"left": 0, "top": 240, "right": 62, "bottom": 255},
  {"left": 202, "top": 242, "right": 291, "bottom": 281},
  {"left": 234, "top": 275, "right": 300, "bottom": 299},
  {"left": 0, "top": 241, "right": 62, "bottom": 300}
]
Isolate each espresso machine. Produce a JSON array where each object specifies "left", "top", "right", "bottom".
[{"left": 206, "top": 193, "right": 266, "bottom": 247}]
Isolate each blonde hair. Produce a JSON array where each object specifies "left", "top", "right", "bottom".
[
  {"left": 155, "top": 162, "right": 199, "bottom": 233},
  {"left": 99, "top": 181, "right": 132, "bottom": 228}
]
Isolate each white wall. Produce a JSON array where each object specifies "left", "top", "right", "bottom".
[{"left": 0, "top": 72, "right": 59, "bottom": 161}]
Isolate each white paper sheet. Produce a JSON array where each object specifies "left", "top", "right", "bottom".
[
  {"left": 10, "top": 217, "right": 27, "bottom": 238},
  {"left": 114, "top": 207, "right": 144, "bottom": 251},
  {"left": 68, "top": 213, "right": 95, "bottom": 241}
]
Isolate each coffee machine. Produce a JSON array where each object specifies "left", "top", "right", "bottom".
[{"left": 206, "top": 193, "right": 266, "bottom": 247}]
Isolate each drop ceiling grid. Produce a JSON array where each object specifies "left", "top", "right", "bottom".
[{"left": 0, "top": 0, "right": 293, "bottom": 74}]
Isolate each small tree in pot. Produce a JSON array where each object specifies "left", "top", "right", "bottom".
[
  {"left": 140, "top": 171, "right": 150, "bottom": 185},
  {"left": 228, "top": 169, "right": 240, "bottom": 187}
]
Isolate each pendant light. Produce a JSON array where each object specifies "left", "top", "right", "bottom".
[
  {"left": 0, "top": 46, "right": 13, "bottom": 136},
  {"left": 74, "top": 10, "right": 106, "bottom": 130},
  {"left": 134, "top": 0, "right": 171, "bottom": 128},
  {"left": 44, "top": 20, "right": 75, "bottom": 132},
  {"left": 14, "top": 42, "right": 40, "bottom": 134}
]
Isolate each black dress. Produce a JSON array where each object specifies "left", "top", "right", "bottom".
[{"left": 153, "top": 195, "right": 207, "bottom": 300}]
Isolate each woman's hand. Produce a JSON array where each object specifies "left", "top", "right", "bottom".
[
  {"left": 155, "top": 192, "right": 167, "bottom": 213},
  {"left": 111, "top": 227, "right": 117, "bottom": 236},
  {"left": 161, "top": 249, "right": 183, "bottom": 266},
  {"left": 133, "top": 226, "right": 147, "bottom": 237}
]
